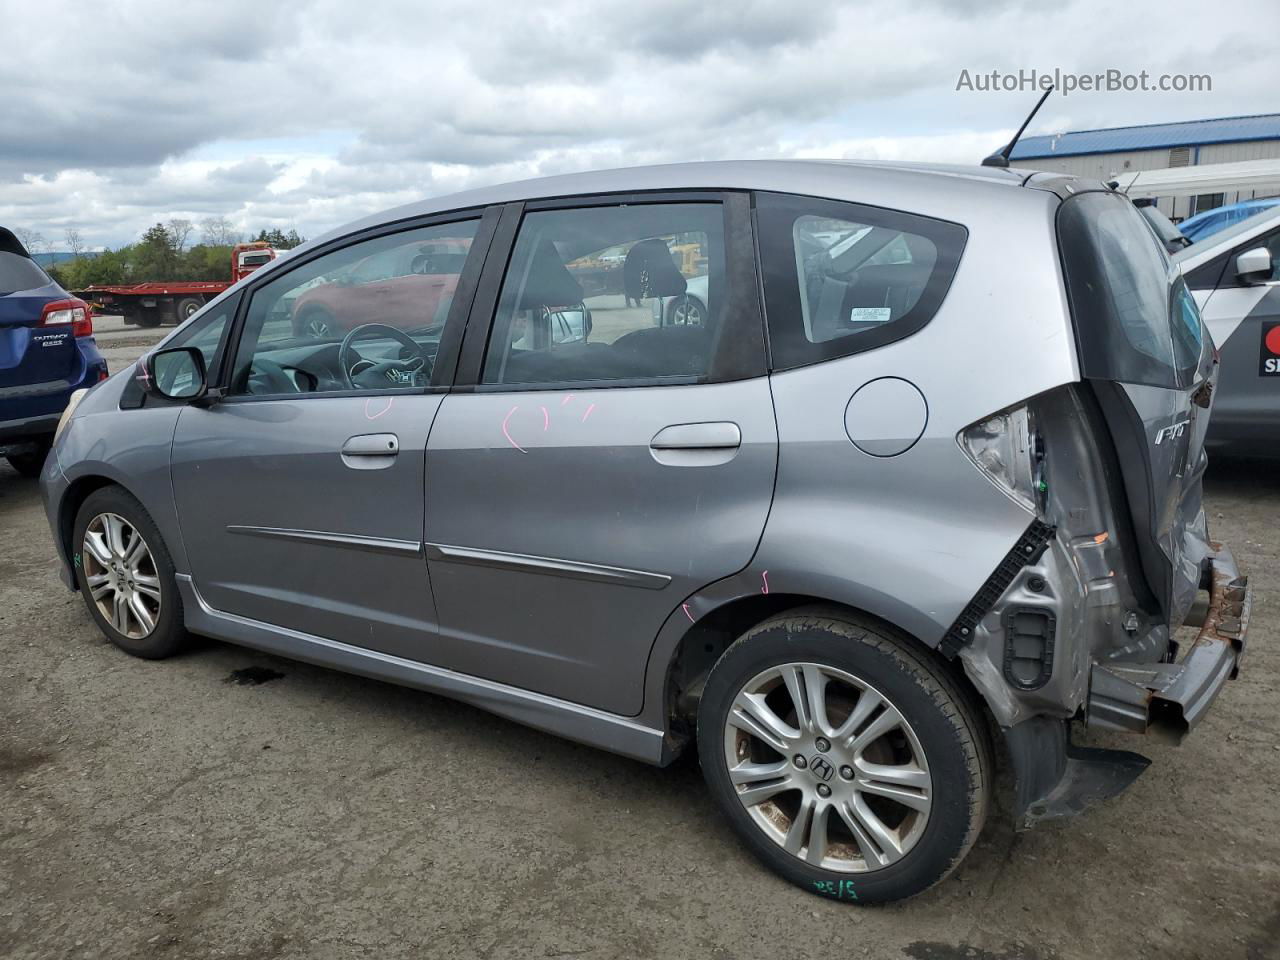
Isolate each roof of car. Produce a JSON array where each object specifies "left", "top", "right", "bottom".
[
  {"left": 310, "top": 158, "right": 1067, "bottom": 249},
  {"left": 1174, "top": 205, "right": 1280, "bottom": 270},
  {"left": 1181, "top": 196, "right": 1280, "bottom": 227}
]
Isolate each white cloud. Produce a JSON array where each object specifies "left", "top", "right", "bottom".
[{"left": 0, "top": 0, "right": 1275, "bottom": 249}]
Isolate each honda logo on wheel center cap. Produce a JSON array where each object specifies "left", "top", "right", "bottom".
[{"left": 809, "top": 756, "right": 835, "bottom": 782}]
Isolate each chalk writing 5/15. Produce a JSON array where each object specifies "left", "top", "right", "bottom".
[{"left": 813, "top": 879, "right": 857, "bottom": 900}]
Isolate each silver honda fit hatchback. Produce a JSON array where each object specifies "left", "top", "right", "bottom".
[{"left": 40, "top": 160, "right": 1251, "bottom": 903}]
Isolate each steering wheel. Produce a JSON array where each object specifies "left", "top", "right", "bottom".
[
  {"left": 338, "top": 323, "right": 430, "bottom": 391},
  {"left": 246, "top": 356, "right": 302, "bottom": 395}
]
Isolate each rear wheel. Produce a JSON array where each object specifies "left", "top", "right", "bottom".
[
  {"left": 72, "top": 486, "right": 188, "bottom": 659},
  {"left": 697, "top": 608, "right": 991, "bottom": 904}
]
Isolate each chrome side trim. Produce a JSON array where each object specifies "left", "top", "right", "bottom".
[
  {"left": 423, "top": 542, "right": 671, "bottom": 590},
  {"left": 175, "top": 575, "right": 670, "bottom": 765},
  {"left": 227, "top": 525, "right": 422, "bottom": 557}
]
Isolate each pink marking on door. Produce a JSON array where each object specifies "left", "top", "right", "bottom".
[
  {"left": 682, "top": 603, "right": 695, "bottom": 623},
  {"left": 581, "top": 403, "right": 596, "bottom": 423},
  {"left": 502, "top": 405, "right": 527, "bottom": 453},
  {"left": 540, "top": 405, "right": 550, "bottom": 431},
  {"left": 134, "top": 362, "right": 152, "bottom": 385},
  {"left": 760, "top": 570, "right": 770, "bottom": 595},
  {"left": 364, "top": 396, "right": 394, "bottom": 420},
  {"left": 560, "top": 394, "right": 575, "bottom": 407}
]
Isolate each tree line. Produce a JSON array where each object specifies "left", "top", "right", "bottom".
[{"left": 41, "top": 218, "right": 305, "bottom": 290}]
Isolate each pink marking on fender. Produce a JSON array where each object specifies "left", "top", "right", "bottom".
[
  {"left": 364, "top": 396, "right": 394, "bottom": 420},
  {"left": 581, "top": 403, "right": 596, "bottom": 423},
  {"left": 560, "top": 393, "right": 575, "bottom": 407},
  {"left": 682, "top": 603, "right": 695, "bottom": 623},
  {"left": 502, "top": 405, "right": 527, "bottom": 453},
  {"left": 760, "top": 570, "right": 770, "bottom": 595},
  {"left": 541, "top": 405, "right": 550, "bottom": 431}
]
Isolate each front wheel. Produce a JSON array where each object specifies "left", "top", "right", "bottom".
[
  {"left": 666, "top": 295, "right": 706, "bottom": 326},
  {"left": 294, "top": 308, "right": 336, "bottom": 339},
  {"left": 175, "top": 297, "right": 203, "bottom": 321},
  {"left": 72, "top": 486, "right": 189, "bottom": 659},
  {"left": 697, "top": 609, "right": 991, "bottom": 904}
]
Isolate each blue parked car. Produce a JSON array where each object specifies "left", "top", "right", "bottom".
[
  {"left": 0, "top": 227, "right": 107, "bottom": 476},
  {"left": 1179, "top": 197, "right": 1280, "bottom": 244}
]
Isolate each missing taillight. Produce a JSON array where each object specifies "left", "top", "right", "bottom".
[
  {"left": 39, "top": 298, "right": 93, "bottom": 338},
  {"left": 960, "top": 404, "right": 1047, "bottom": 515}
]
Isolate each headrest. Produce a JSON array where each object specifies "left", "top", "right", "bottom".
[
  {"left": 901, "top": 232, "right": 936, "bottom": 266},
  {"left": 517, "top": 239, "right": 584, "bottom": 311},
  {"left": 623, "top": 239, "right": 687, "bottom": 300}
]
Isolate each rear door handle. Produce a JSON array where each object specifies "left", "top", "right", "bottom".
[
  {"left": 649, "top": 422, "right": 741, "bottom": 466},
  {"left": 342, "top": 433, "right": 399, "bottom": 469},
  {"left": 650, "top": 422, "right": 741, "bottom": 450}
]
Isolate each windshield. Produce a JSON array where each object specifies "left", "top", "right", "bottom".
[
  {"left": 1058, "top": 191, "right": 1203, "bottom": 389},
  {"left": 0, "top": 251, "right": 52, "bottom": 296}
]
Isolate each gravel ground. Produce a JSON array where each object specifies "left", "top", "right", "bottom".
[{"left": 1, "top": 330, "right": 1277, "bottom": 959}]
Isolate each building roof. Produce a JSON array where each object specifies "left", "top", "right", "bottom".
[{"left": 1010, "top": 113, "right": 1280, "bottom": 160}]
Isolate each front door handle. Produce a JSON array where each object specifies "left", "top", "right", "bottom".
[
  {"left": 342, "top": 433, "right": 399, "bottom": 469},
  {"left": 649, "top": 422, "right": 741, "bottom": 466}
]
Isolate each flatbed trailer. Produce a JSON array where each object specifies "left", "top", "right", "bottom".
[{"left": 75, "top": 242, "right": 278, "bottom": 326}]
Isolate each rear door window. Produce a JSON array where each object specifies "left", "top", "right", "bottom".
[
  {"left": 1058, "top": 191, "right": 1203, "bottom": 388},
  {"left": 481, "top": 202, "right": 726, "bottom": 387},
  {"left": 755, "top": 192, "right": 967, "bottom": 369}
]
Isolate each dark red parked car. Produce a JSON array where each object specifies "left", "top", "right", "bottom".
[{"left": 290, "top": 237, "right": 472, "bottom": 337}]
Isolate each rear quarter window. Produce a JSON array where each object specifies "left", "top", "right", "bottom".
[
  {"left": 755, "top": 192, "right": 967, "bottom": 370},
  {"left": 0, "top": 251, "right": 52, "bottom": 295},
  {"left": 1058, "top": 191, "right": 1203, "bottom": 389}
]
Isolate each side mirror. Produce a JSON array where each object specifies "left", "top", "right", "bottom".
[
  {"left": 141, "top": 347, "right": 207, "bottom": 401},
  {"left": 549, "top": 306, "right": 591, "bottom": 344},
  {"left": 1235, "top": 247, "right": 1273, "bottom": 284}
]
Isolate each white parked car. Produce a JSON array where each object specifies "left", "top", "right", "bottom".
[{"left": 1175, "top": 206, "right": 1280, "bottom": 455}]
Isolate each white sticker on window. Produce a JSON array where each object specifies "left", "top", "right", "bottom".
[{"left": 850, "top": 307, "right": 892, "bottom": 324}]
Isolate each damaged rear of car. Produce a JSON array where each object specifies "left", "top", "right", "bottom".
[{"left": 955, "top": 183, "right": 1250, "bottom": 825}]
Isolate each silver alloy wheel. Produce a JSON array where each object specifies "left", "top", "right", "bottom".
[
  {"left": 722, "top": 662, "right": 932, "bottom": 873},
  {"left": 304, "top": 314, "right": 332, "bottom": 337},
  {"left": 81, "top": 512, "right": 162, "bottom": 640},
  {"left": 670, "top": 298, "right": 704, "bottom": 325}
]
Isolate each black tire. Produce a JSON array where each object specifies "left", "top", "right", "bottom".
[
  {"left": 5, "top": 439, "right": 50, "bottom": 478},
  {"left": 72, "top": 485, "right": 189, "bottom": 659},
  {"left": 697, "top": 607, "right": 992, "bottom": 905},
  {"left": 175, "top": 297, "right": 203, "bottom": 321},
  {"left": 134, "top": 309, "right": 162, "bottom": 328}
]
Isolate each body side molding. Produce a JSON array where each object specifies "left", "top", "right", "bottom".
[
  {"left": 226, "top": 525, "right": 423, "bottom": 557},
  {"left": 423, "top": 542, "right": 672, "bottom": 590}
]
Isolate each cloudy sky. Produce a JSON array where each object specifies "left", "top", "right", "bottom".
[{"left": 1, "top": 0, "right": 1275, "bottom": 250}]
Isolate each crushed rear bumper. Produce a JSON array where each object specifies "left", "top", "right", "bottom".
[
  {"left": 1088, "top": 542, "right": 1249, "bottom": 740},
  {"left": 1006, "top": 542, "right": 1249, "bottom": 827}
]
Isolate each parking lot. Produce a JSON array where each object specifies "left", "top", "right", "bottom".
[{"left": 1, "top": 323, "right": 1277, "bottom": 960}]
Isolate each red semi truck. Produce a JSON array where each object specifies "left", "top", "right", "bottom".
[{"left": 75, "top": 242, "right": 278, "bottom": 327}]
